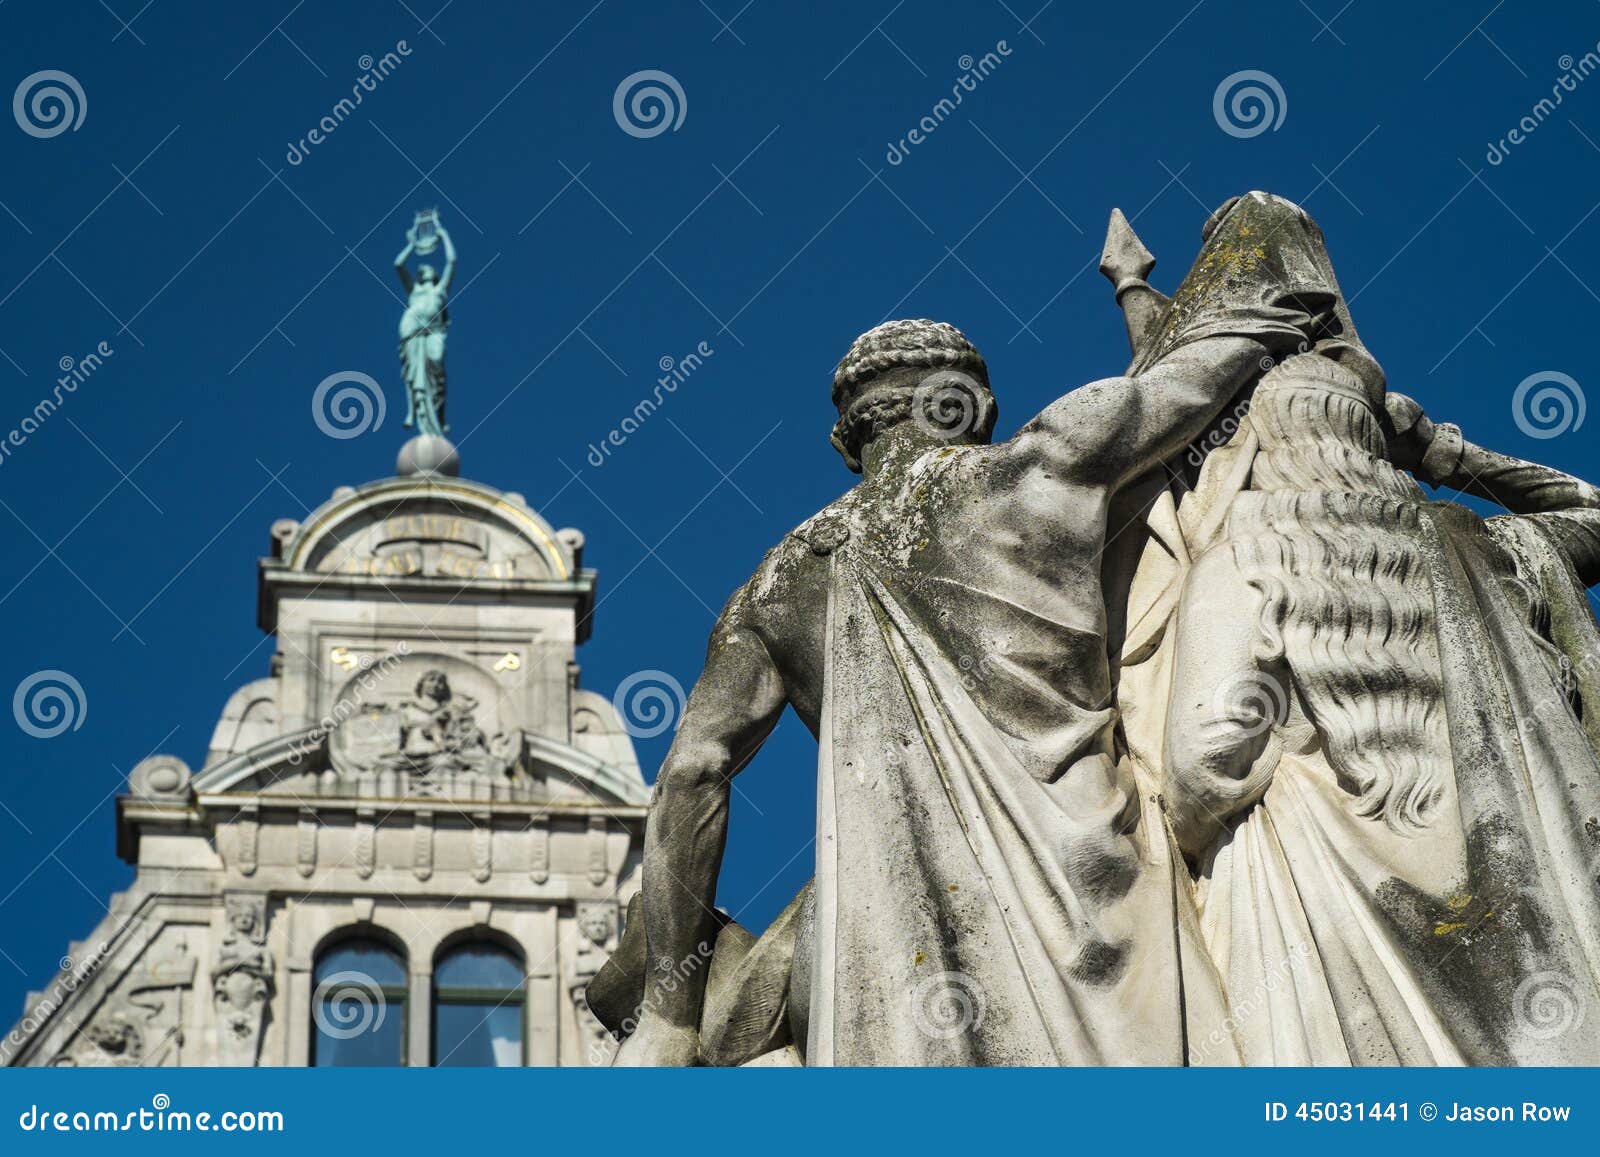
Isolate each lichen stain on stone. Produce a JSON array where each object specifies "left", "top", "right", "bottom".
[{"left": 913, "top": 950, "right": 927, "bottom": 966}]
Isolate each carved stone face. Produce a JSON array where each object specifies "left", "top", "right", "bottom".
[
  {"left": 579, "top": 906, "right": 614, "bottom": 945},
  {"left": 416, "top": 670, "right": 450, "bottom": 703},
  {"left": 228, "top": 904, "right": 257, "bottom": 936}
]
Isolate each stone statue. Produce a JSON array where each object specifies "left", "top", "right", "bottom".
[
  {"left": 614, "top": 196, "right": 1328, "bottom": 1066},
  {"left": 1103, "top": 194, "right": 1600, "bottom": 1066},
  {"left": 611, "top": 190, "right": 1600, "bottom": 1067},
  {"left": 211, "top": 894, "right": 274, "bottom": 1066},
  {"left": 394, "top": 210, "right": 456, "bottom": 438},
  {"left": 384, "top": 669, "right": 492, "bottom": 775},
  {"left": 571, "top": 903, "right": 620, "bottom": 1066}
]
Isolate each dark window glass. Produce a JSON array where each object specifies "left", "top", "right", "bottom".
[
  {"left": 432, "top": 942, "right": 524, "bottom": 1067},
  {"left": 311, "top": 939, "right": 408, "bottom": 1067}
]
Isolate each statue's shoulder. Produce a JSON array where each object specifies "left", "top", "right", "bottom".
[
  {"left": 717, "top": 498, "right": 857, "bottom": 626},
  {"left": 785, "top": 492, "right": 858, "bottom": 559}
]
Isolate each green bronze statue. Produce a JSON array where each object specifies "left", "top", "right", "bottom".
[{"left": 394, "top": 210, "right": 456, "bottom": 437}]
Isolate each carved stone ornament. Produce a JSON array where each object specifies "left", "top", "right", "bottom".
[
  {"left": 127, "top": 754, "right": 192, "bottom": 801},
  {"left": 211, "top": 895, "right": 274, "bottom": 1066},
  {"left": 56, "top": 939, "right": 197, "bottom": 1068},
  {"left": 572, "top": 901, "right": 620, "bottom": 1066},
  {"left": 326, "top": 665, "right": 526, "bottom": 799}
]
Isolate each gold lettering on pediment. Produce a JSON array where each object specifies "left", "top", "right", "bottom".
[
  {"left": 434, "top": 547, "right": 517, "bottom": 580},
  {"left": 321, "top": 549, "right": 425, "bottom": 576}
]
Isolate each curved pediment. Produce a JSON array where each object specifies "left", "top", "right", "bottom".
[
  {"left": 271, "top": 476, "right": 579, "bottom": 583},
  {"left": 189, "top": 727, "right": 647, "bottom": 807}
]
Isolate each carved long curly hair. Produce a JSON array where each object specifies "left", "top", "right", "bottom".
[{"left": 1227, "top": 354, "right": 1449, "bottom": 831}]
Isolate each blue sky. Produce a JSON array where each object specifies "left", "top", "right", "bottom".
[{"left": 2, "top": 0, "right": 1599, "bottom": 1018}]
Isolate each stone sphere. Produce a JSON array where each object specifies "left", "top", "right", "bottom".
[{"left": 397, "top": 434, "right": 461, "bottom": 477}]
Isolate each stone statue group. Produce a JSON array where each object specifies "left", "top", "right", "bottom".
[{"left": 590, "top": 192, "right": 1600, "bottom": 1066}]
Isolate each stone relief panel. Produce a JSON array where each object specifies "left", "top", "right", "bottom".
[
  {"left": 53, "top": 935, "right": 197, "bottom": 1068},
  {"left": 306, "top": 656, "right": 536, "bottom": 801}
]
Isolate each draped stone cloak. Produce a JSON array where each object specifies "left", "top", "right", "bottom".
[
  {"left": 1114, "top": 197, "right": 1600, "bottom": 1064},
  {"left": 810, "top": 511, "right": 1192, "bottom": 1065}
]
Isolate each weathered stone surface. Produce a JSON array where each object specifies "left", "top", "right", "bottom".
[
  {"left": 620, "top": 191, "right": 1600, "bottom": 1067},
  {"left": 618, "top": 195, "right": 1325, "bottom": 1067},
  {"left": 8, "top": 445, "right": 649, "bottom": 1068}
]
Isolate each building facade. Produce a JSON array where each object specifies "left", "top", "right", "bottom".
[{"left": 3, "top": 455, "right": 649, "bottom": 1067}]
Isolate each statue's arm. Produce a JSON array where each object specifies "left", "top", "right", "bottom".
[
  {"left": 1389, "top": 393, "right": 1600, "bottom": 582},
  {"left": 1161, "top": 552, "right": 1284, "bottom": 860},
  {"left": 1012, "top": 335, "right": 1270, "bottom": 491},
  {"left": 615, "top": 603, "right": 787, "bottom": 1066},
  {"left": 393, "top": 238, "right": 414, "bottom": 292},
  {"left": 1392, "top": 396, "right": 1600, "bottom": 513},
  {"left": 437, "top": 227, "right": 457, "bottom": 293}
]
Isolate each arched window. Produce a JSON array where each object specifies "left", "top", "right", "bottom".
[
  {"left": 311, "top": 937, "right": 408, "bottom": 1067},
  {"left": 432, "top": 941, "right": 525, "bottom": 1066}
]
